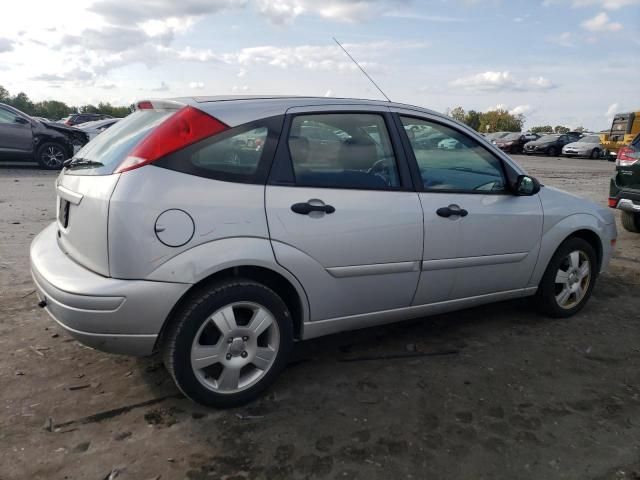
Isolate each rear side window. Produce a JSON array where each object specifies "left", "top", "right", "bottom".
[
  {"left": 154, "top": 115, "right": 283, "bottom": 184},
  {"left": 287, "top": 113, "right": 400, "bottom": 189}
]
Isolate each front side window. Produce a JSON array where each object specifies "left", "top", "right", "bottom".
[
  {"left": 400, "top": 116, "right": 506, "bottom": 193},
  {"left": 0, "top": 108, "right": 19, "bottom": 124},
  {"left": 288, "top": 113, "right": 400, "bottom": 189}
]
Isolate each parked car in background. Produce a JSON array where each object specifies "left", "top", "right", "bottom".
[
  {"left": 76, "top": 118, "right": 121, "bottom": 141},
  {"left": 58, "top": 113, "right": 113, "bottom": 126},
  {"left": 485, "top": 131, "right": 510, "bottom": 142},
  {"left": 562, "top": 135, "right": 603, "bottom": 159},
  {"left": 523, "top": 133, "right": 580, "bottom": 156},
  {"left": 0, "top": 103, "right": 89, "bottom": 169},
  {"left": 495, "top": 132, "right": 540, "bottom": 154},
  {"left": 30, "top": 96, "right": 616, "bottom": 407},
  {"left": 609, "top": 133, "right": 640, "bottom": 233}
]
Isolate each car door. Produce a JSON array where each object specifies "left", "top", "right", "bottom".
[
  {"left": 395, "top": 112, "right": 543, "bottom": 304},
  {"left": 265, "top": 107, "right": 424, "bottom": 322},
  {"left": 0, "top": 106, "right": 33, "bottom": 156}
]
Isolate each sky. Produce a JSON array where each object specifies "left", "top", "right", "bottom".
[{"left": 0, "top": 0, "right": 638, "bottom": 130}]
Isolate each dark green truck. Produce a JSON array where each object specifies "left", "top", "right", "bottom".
[{"left": 609, "top": 133, "right": 640, "bottom": 233}]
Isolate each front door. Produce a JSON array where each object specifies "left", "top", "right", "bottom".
[
  {"left": 0, "top": 106, "right": 32, "bottom": 156},
  {"left": 266, "top": 109, "right": 424, "bottom": 322},
  {"left": 396, "top": 114, "right": 543, "bottom": 304}
]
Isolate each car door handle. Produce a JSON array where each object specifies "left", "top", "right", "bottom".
[
  {"left": 436, "top": 205, "right": 468, "bottom": 218},
  {"left": 291, "top": 202, "right": 336, "bottom": 215}
]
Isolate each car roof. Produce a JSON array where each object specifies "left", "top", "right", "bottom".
[{"left": 142, "top": 95, "right": 445, "bottom": 128}]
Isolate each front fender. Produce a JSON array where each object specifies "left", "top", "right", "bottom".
[
  {"left": 527, "top": 213, "right": 611, "bottom": 287},
  {"left": 145, "top": 236, "right": 310, "bottom": 323}
]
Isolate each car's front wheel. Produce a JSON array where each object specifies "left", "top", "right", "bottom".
[
  {"left": 162, "top": 279, "right": 293, "bottom": 407},
  {"left": 36, "top": 142, "right": 68, "bottom": 170},
  {"left": 590, "top": 148, "right": 601, "bottom": 159},
  {"left": 534, "top": 237, "right": 597, "bottom": 318},
  {"left": 621, "top": 211, "right": 640, "bottom": 233}
]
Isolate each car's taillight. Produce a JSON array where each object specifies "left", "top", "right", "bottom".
[
  {"left": 608, "top": 197, "right": 618, "bottom": 208},
  {"left": 115, "top": 106, "right": 229, "bottom": 173},
  {"left": 616, "top": 146, "right": 638, "bottom": 166}
]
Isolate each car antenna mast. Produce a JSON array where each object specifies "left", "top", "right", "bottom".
[{"left": 332, "top": 37, "right": 392, "bottom": 102}]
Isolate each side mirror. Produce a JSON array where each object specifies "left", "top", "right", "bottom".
[{"left": 514, "top": 175, "right": 541, "bottom": 196}]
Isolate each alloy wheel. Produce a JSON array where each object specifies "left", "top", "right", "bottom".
[
  {"left": 41, "top": 145, "right": 65, "bottom": 168},
  {"left": 554, "top": 250, "right": 591, "bottom": 310},
  {"left": 190, "top": 302, "right": 280, "bottom": 394}
]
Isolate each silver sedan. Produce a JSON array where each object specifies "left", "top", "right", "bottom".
[{"left": 562, "top": 134, "right": 603, "bottom": 159}]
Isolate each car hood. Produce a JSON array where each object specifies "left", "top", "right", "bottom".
[
  {"left": 539, "top": 186, "right": 615, "bottom": 226},
  {"left": 527, "top": 139, "right": 556, "bottom": 146},
  {"left": 564, "top": 141, "right": 597, "bottom": 149},
  {"left": 40, "top": 121, "right": 82, "bottom": 134}
]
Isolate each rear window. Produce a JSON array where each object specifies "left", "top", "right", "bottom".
[{"left": 66, "top": 110, "right": 172, "bottom": 175}]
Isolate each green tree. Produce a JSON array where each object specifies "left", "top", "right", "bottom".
[
  {"left": 479, "top": 109, "right": 524, "bottom": 133},
  {"left": 554, "top": 125, "right": 570, "bottom": 134},
  {"left": 530, "top": 125, "right": 554, "bottom": 134},
  {"left": 464, "top": 110, "right": 482, "bottom": 131},
  {"left": 449, "top": 106, "right": 466, "bottom": 123},
  {"left": 0, "top": 85, "right": 9, "bottom": 103},
  {"left": 10, "top": 92, "right": 35, "bottom": 115}
]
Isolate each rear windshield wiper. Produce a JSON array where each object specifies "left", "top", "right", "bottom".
[{"left": 64, "top": 158, "right": 104, "bottom": 168}]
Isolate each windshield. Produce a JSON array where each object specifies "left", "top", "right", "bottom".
[
  {"left": 66, "top": 110, "right": 172, "bottom": 175},
  {"left": 538, "top": 135, "right": 559, "bottom": 142},
  {"left": 577, "top": 135, "right": 600, "bottom": 143}
]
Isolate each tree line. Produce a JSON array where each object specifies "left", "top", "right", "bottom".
[
  {"left": 446, "top": 106, "right": 584, "bottom": 134},
  {"left": 0, "top": 85, "right": 132, "bottom": 120}
]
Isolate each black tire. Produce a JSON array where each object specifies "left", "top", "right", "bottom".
[
  {"left": 590, "top": 148, "right": 600, "bottom": 159},
  {"left": 36, "top": 142, "right": 68, "bottom": 170},
  {"left": 621, "top": 211, "right": 640, "bottom": 233},
  {"left": 162, "top": 279, "right": 293, "bottom": 407},
  {"left": 547, "top": 146, "right": 558, "bottom": 157},
  {"left": 534, "top": 237, "right": 598, "bottom": 318}
]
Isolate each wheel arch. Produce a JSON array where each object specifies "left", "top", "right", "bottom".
[
  {"left": 529, "top": 214, "right": 606, "bottom": 288},
  {"left": 155, "top": 263, "right": 309, "bottom": 352}
]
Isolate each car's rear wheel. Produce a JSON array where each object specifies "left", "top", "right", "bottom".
[
  {"left": 36, "top": 142, "right": 68, "bottom": 170},
  {"left": 547, "top": 146, "right": 558, "bottom": 157},
  {"left": 621, "top": 211, "right": 640, "bottom": 233},
  {"left": 534, "top": 237, "right": 597, "bottom": 318},
  {"left": 162, "top": 279, "right": 293, "bottom": 407},
  {"left": 590, "top": 148, "right": 600, "bottom": 159}
]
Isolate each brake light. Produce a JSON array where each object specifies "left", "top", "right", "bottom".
[
  {"left": 137, "top": 101, "right": 154, "bottom": 110},
  {"left": 608, "top": 197, "right": 618, "bottom": 208},
  {"left": 115, "top": 106, "right": 229, "bottom": 173},
  {"left": 617, "top": 146, "right": 638, "bottom": 166}
]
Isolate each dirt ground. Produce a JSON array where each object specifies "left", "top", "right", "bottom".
[{"left": 1, "top": 155, "right": 639, "bottom": 480}]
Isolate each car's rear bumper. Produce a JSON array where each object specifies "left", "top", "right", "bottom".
[{"left": 30, "top": 223, "right": 190, "bottom": 356}]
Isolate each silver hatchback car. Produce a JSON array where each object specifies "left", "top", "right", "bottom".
[{"left": 30, "top": 96, "right": 617, "bottom": 407}]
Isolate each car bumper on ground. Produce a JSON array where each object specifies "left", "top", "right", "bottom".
[{"left": 30, "top": 223, "right": 190, "bottom": 356}]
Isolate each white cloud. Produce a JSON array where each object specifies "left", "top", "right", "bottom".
[
  {"left": 0, "top": 38, "right": 13, "bottom": 53},
  {"left": 254, "top": 0, "right": 404, "bottom": 24},
  {"left": 546, "top": 31, "right": 575, "bottom": 47},
  {"left": 383, "top": 11, "right": 468, "bottom": 22},
  {"left": 231, "top": 84, "right": 249, "bottom": 92},
  {"left": 450, "top": 71, "right": 557, "bottom": 92},
  {"left": 151, "top": 81, "right": 170, "bottom": 91},
  {"left": 581, "top": 12, "right": 623, "bottom": 31},
  {"left": 324, "top": 89, "right": 333, "bottom": 97},
  {"left": 544, "top": 0, "right": 639, "bottom": 8},
  {"left": 189, "top": 81, "right": 205, "bottom": 89}
]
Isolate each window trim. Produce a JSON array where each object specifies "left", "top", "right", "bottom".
[
  {"left": 154, "top": 115, "right": 284, "bottom": 185},
  {"left": 392, "top": 113, "right": 516, "bottom": 195},
  {"left": 267, "top": 110, "right": 415, "bottom": 192}
]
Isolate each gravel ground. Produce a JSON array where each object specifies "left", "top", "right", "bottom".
[{"left": 1, "top": 156, "right": 639, "bottom": 480}]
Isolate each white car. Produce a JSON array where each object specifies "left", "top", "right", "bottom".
[{"left": 562, "top": 134, "right": 603, "bottom": 159}]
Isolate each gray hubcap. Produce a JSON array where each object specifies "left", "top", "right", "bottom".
[
  {"left": 191, "top": 302, "right": 280, "bottom": 394},
  {"left": 42, "top": 145, "right": 64, "bottom": 167},
  {"left": 554, "top": 250, "right": 591, "bottom": 309}
]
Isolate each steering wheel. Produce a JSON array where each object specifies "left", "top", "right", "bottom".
[{"left": 368, "top": 158, "right": 393, "bottom": 185}]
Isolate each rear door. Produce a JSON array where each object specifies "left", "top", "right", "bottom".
[
  {"left": 0, "top": 106, "right": 33, "bottom": 155},
  {"left": 266, "top": 106, "right": 423, "bottom": 322},
  {"left": 395, "top": 112, "right": 543, "bottom": 303}
]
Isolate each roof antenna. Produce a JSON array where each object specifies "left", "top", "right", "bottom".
[{"left": 332, "top": 37, "right": 391, "bottom": 102}]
